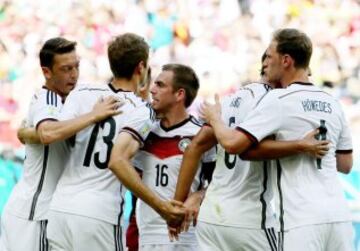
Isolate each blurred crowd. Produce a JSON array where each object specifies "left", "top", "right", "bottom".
[{"left": 0, "top": 0, "right": 359, "bottom": 155}]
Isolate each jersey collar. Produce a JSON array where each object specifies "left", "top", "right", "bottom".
[
  {"left": 160, "top": 115, "right": 192, "bottom": 132},
  {"left": 289, "top": 81, "right": 314, "bottom": 86},
  {"left": 108, "top": 83, "right": 132, "bottom": 93},
  {"left": 42, "top": 86, "right": 66, "bottom": 103}
]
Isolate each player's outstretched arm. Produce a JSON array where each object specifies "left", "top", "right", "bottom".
[
  {"left": 168, "top": 126, "right": 216, "bottom": 240},
  {"left": 200, "top": 95, "right": 252, "bottom": 155},
  {"left": 37, "top": 96, "right": 122, "bottom": 145},
  {"left": 109, "top": 132, "right": 186, "bottom": 226},
  {"left": 336, "top": 152, "right": 353, "bottom": 174},
  {"left": 240, "top": 129, "right": 330, "bottom": 160},
  {"left": 174, "top": 126, "right": 217, "bottom": 202}
]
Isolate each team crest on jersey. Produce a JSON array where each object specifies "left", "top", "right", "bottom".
[
  {"left": 178, "top": 138, "right": 191, "bottom": 152},
  {"left": 47, "top": 106, "right": 57, "bottom": 115}
]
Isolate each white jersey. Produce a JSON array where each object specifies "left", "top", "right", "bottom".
[
  {"left": 238, "top": 82, "right": 353, "bottom": 231},
  {"left": 50, "top": 84, "right": 155, "bottom": 226},
  {"left": 132, "top": 116, "right": 216, "bottom": 245},
  {"left": 5, "top": 87, "right": 69, "bottom": 221},
  {"left": 199, "top": 83, "right": 276, "bottom": 229}
]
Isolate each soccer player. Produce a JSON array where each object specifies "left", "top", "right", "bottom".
[
  {"left": 126, "top": 67, "right": 152, "bottom": 251},
  {"left": 46, "top": 33, "right": 185, "bottom": 251},
  {"left": 199, "top": 28, "right": 353, "bottom": 251},
  {"left": 130, "top": 64, "right": 216, "bottom": 251},
  {"left": 0, "top": 37, "right": 120, "bottom": 251},
  {"left": 172, "top": 52, "right": 330, "bottom": 251}
]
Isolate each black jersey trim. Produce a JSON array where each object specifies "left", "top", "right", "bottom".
[
  {"left": 189, "top": 116, "right": 203, "bottom": 127},
  {"left": 108, "top": 83, "right": 132, "bottom": 93},
  {"left": 235, "top": 127, "right": 259, "bottom": 145},
  {"left": 77, "top": 87, "right": 109, "bottom": 92},
  {"left": 279, "top": 90, "right": 332, "bottom": 99},
  {"left": 117, "top": 184, "right": 125, "bottom": 251},
  {"left": 46, "top": 91, "right": 49, "bottom": 105},
  {"left": 35, "top": 118, "right": 58, "bottom": 130},
  {"left": 39, "top": 220, "right": 49, "bottom": 251},
  {"left": 146, "top": 102, "right": 157, "bottom": 122},
  {"left": 264, "top": 228, "right": 277, "bottom": 251},
  {"left": 29, "top": 146, "right": 49, "bottom": 220},
  {"left": 114, "top": 225, "right": 122, "bottom": 251},
  {"left": 269, "top": 228, "right": 278, "bottom": 250},
  {"left": 198, "top": 161, "right": 216, "bottom": 190},
  {"left": 260, "top": 161, "right": 269, "bottom": 229},
  {"left": 160, "top": 116, "right": 191, "bottom": 132},
  {"left": 42, "top": 86, "right": 61, "bottom": 106},
  {"left": 278, "top": 231, "right": 284, "bottom": 251},
  {"left": 276, "top": 159, "right": 285, "bottom": 251},
  {"left": 45, "top": 90, "right": 59, "bottom": 107},
  {"left": 336, "top": 149, "right": 353, "bottom": 154},
  {"left": 122, "top": 127, "right": 145, "bottom": 146},
  {"left": 264, "top": 83, "right": 273, "bottom": 92},
  {"left": 290, "top": 81, "right": 314, "bottom": 86}
]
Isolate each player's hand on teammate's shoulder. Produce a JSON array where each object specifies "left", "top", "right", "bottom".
[
  {"left": 199, "top": 94, "right": 222, "bottom": 125},
  {"left": 301, "top": 128, "right": 330, "bottom": 158},
  {"left": 92, "top": 95, "right": 124, "bottom": 121}
]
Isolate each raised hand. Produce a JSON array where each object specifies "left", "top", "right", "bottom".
[
  {"left": 199, "top": 94, "right": 221, "bottom": 125},
  {"left": 92, "top": 96, "right": 124, "bottom": 122},
  {"left": 301, "top": 129, "right": 330, "bottom": 158}
]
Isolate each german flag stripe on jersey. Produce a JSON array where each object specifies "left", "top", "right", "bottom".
[{"left": 142, "top": 132, "right": 193, "bottom": 159}]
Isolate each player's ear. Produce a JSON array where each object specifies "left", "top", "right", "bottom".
[
  {"left": 135, "top": 61, "right": 146, "bottom": 76},
  {"left": 176, "top": 88, "right": 186, "bottom": 103},
  {"left": 41, "top": 66, "right": 52, "bottom": 80},
  {"left": 282, "top": 54, "right": 293, "bottom": 68}
]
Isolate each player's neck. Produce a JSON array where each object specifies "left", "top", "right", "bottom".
[
  {"left": 44, "top": 81, "right": 66, "bottom": 98},
  {"left": 160, "top": 107, "right": 189, "bottom": 128},
  {"left": 280, "top": 69, "right": 309, "bottom": 88},
  {"left": 111, "top": 78, "right": 138, "bottom": 92}
]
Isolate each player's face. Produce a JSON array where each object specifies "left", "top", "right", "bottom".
[
  {"left": 44, "top": 50, "right": 80, "bottom": 97},
  {"left": 150, "top": 70, "right": 177, "bottom": 113},
  {"left": 263, "top": 41, "right": 283, "bottom": 84}
]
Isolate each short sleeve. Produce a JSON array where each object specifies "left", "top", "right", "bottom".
[
  {"left": 336, "top": 110, "right": 353, "bottom": 153},
  {"left": 237, "top": 92, "right": 283, "bottom": 143},
  {"left": 121, "top": 103, "right": 156, "bottom": 147},
  {"left": 33, "top": 90, "right": 63, "bottom": 129}
]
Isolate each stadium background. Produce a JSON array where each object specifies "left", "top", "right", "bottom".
[{"left": 0, "top": 0, "right": 359, "bottom": 248}]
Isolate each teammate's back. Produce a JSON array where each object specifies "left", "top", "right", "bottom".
[
  {"left": 51, "top": 84, "right": 151, "bottom": 225},
  {"left": 200, "top": 83, "right": 276, "bottom": 229},
  {"left": 256, "top": 83, "right": 352, "bottom": 230}
]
